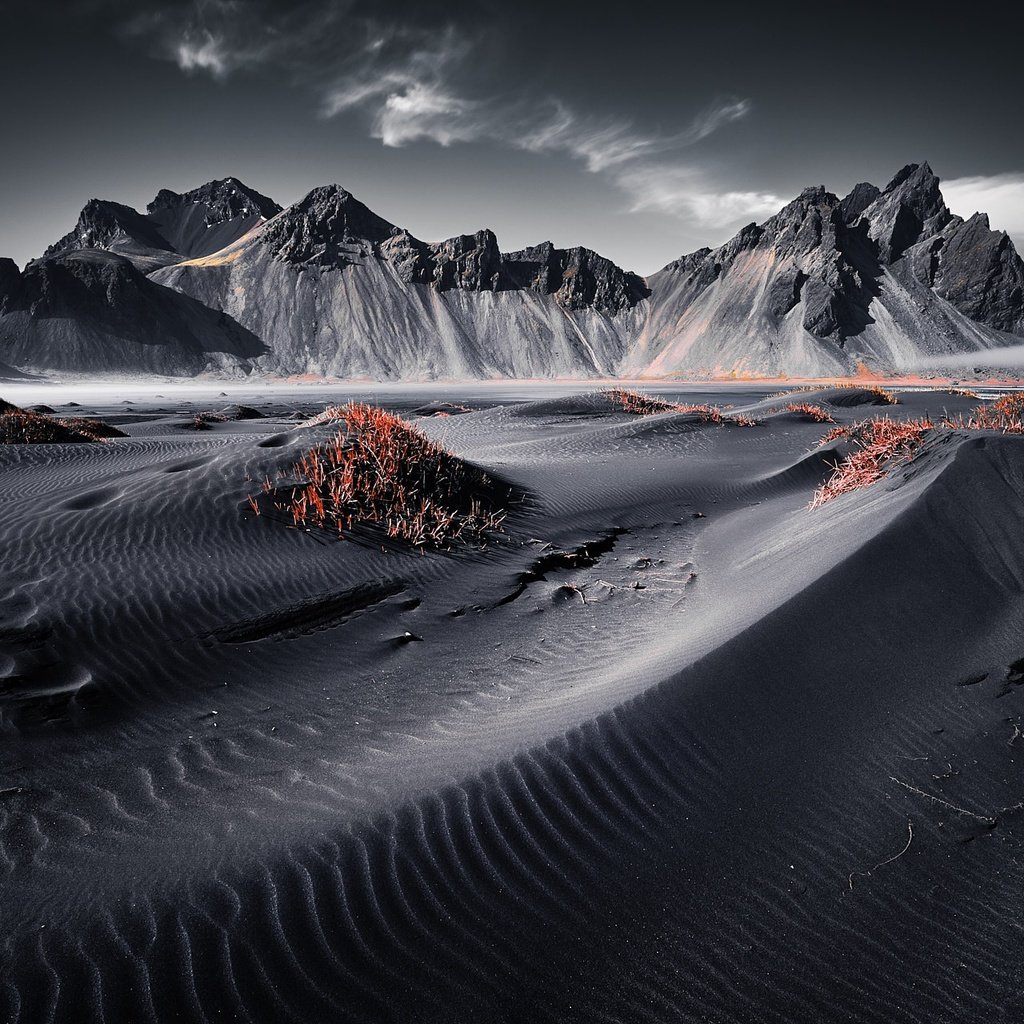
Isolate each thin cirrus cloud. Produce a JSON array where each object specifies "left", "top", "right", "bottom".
[
  {"left": 614, "top": 164, "right": 785, "bottom": 227},
  {"left": 127, "top": 0, "right": 770, "bottom": 233},
  {"left": 174, "top": 30, "right": 232, "bottom": 78}
]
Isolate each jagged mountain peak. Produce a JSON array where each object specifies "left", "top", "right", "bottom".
[
  {"left": 840, "top": 183, "right": 882, "bottom": 224},
  {"left": 792, "top": 185, "right": 836, "bottom": 204},
  {"left": 259, "top": 185, "right": 404, "bottom": 266},
  {"left": 44, "top": 199, "right": 176, "bottom": 262},
  {"left": 883, "top": 161, "right": 936, "bottom": 192},
  {"left": 637, "top": 159, "right": 1024, "bottom": 376},
  {"left": 147, "top": 177, "right": 280, "bottom": 222},
  {"left": 502, "top": 240, "right": 649, "bottom": 313},
  {"left": 866, "top": 161, "right": 950, "bottom": 262},
  {"left": 43, "top": 179, "right": 284, "bottom": 270},
  {"left": 13, "top": 160, "right": 1024, "bottom": 380}
]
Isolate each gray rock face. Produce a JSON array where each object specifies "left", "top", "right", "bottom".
[
  {"left": 45, "top": 199, "right": 179, "bottom": 270},
  {"left": 10, "top": 164, "right": 1024, "bottom": 378},
  {"left": 260, "top": 185, "right": 399, "bottom": 267},
  {"left": 629, "top": 162, "right": 1024, "bottom": 376},
  {"left": 839, "top": 183, "right": 881, "bottom": 225},
  {"left": 0, "top": 250, "right": 265, "bottom": 374},
  {"left": 45, "top": 178, "right": 280, "bottom": 272},
  {"left": 430, "top": 231, "right": 503, "bottom": 292},
  {"left": 861, "top": 162, "right": 952, "bottom": 263},
  {"left": 912, "top": 213, "right": 1024, "bottom": 336},
  {"left": 0, "top": 258, "right": 20, "bottom": 307},
  {"left": 502, "top": 242, "right": 649, "bottom": 314},
  {"left": 146, "top": 177, "right": 281, "bottom": 261}
]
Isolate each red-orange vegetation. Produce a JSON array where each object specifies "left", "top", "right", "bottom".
[
  {"left": 944, "top": 392, "right": 1024, "bottom": 433},
  {"left": 257, "top": 402, "right": 507, "bottom": 547},
  {"left": 603, "top": 389, "right": 760, "bottom": 425},
  {"left": 783, "top": 402, "right": 835, "bottom": 423},
  {"left": 811, "top": 417, "right": 934, "bottom": 508}
]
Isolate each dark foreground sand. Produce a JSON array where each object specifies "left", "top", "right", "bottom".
[{"left": 2, "top": 382, "right": 1023, "bottom": 1022}]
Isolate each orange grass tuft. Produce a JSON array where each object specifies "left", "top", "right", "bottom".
[
  {"left": 603, "top": 388, "right": 680, "bottom": 415},
  {"left": 861, "top": 385, "right": 899, "bottom": 405},
  {"left": 0, "top": 407, "right": 126, "bottom": 444},
  {"left": 256, "top": 402, "right": 508, "bottom": 547},
  {"left": 766, "top": 385, "right": 826, "bottom": 399},
  {"left": 603, "top": 388, "right": 760, "bottom": 426},
  {"left": 768, "top": 384, "right": 898, "bottom": 404},
  {"left": 810, "top": 417, "right": 933, "bottom": 507},
  {"left": 944, "top": 392, "right": 1024, "bottom": 434},
  {"left": 783, "top": 402, "right": 835, "bottom": 423},
  {"left": 818, "top": 424, "right": 850, "bottom": 446}
]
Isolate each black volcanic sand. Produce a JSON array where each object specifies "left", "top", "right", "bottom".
[{"left": 2, "top": 382, "right": 1023, "bottom": 1023}]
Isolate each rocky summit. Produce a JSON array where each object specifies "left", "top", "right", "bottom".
[
  {"left": 627, "top": 162, "right": 1024, "bottom": 376},
  {"left": 3, "top": 163, "right": 1023, "bottom": 378}
]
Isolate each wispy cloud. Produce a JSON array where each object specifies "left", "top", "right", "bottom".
[
  {"left": 614, "top": 163, "right": 784, "bottom": 227},
  {"left": 123, "top": 0, "right": 283, "bottom": 78},
  {"left": 943, "top": 173, "right": 1024, "bottom": 245},
  {"left": 174, "top": 29, "right": 232, "bottom": 77},
  {"left": 124, "top": 0, "right": 772, "bottom": 239}
]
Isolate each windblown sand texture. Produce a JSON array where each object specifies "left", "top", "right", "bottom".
[{"left": 2, "top": 382, "right": 1024, "bottom": 1022}]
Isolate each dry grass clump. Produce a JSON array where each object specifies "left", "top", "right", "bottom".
[
  {"left": 182, "top": 412, "right": 227, "bottom": 431},
  {"left": 783, "top": 402, "right": 835, "bottom": 423},
  {"left": 258, "top": 402, "right": 508, "bottom": 547},
  {"left": 603, "top": 388, "right": 681, "bottom": 415},
  {"left": 812, "top": 393, "right": 1024, "bottom": 507},
  {"left": 860, "top": 385, "right": 898, "bottom": 405},
  {"left": 64, "top": 417, "right": 128, "bottom": 439},
  {"left": 811, "top": 417, "right": 934, "bottom": 507},
  {"left": 768, "top": 384, "right": 898, "bottom": 404},
  {"left": 944, "top": 392, "right": 1024, "bottom": 433},
  {"left": 603, "top": 388, "right": 760, "bottom": 425},
  {"left": 766, "top": 385, "right": 825, "bottom": 399},
  {"left": 942, "top": 387, "right": 979, "bottom": 399},
  {"left": 0, "top": 404, "right": 127, "bottom": 444},
  {"left": 818, "top": 424, "right": 851, "bottom": 446},
  {"left": 677, "top": 403, "right": 726, "bottom": 423},
  {"left": 301, "top": 405, "right": 348, "bottom": 428}
]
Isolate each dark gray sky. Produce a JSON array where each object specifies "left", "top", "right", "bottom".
[{"left": 3, "top": 0, "right": 1023, "bottom": 274}]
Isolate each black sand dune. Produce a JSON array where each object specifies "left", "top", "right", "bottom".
[{"left": 2, "top": 384, "right": 1023, "bottom": 1022}]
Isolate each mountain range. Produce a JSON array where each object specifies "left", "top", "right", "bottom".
[{"left": 2, "top": 163, "right": 1023, "bottom": 378}]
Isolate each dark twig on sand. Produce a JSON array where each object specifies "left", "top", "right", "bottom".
[
  {"left": 888, "top": 776, "right": 996, "bottom": 825},
  {"left": 848, "top": 819, "right": 914, "bottom": 892}
]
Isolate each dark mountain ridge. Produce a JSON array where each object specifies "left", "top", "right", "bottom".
[
  {"left": 3, "top": 163, "right": 1024, "bottom": 378},
  {"left": 0, "top": 249, "right": 265, "bottom": 374},
  {"left": 44, "top": 178, "right": 282, "bottom": 273},
  {"left": 253, "top": 184, "right": 648, "bottom": 315},
  {"left": 627, "top": 162, "right": 1024, "bottom": 375}
]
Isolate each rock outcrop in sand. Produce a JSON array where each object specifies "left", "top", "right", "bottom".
[{"left": 3, "top": 164, "right": 1024, "bottom": 377}]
